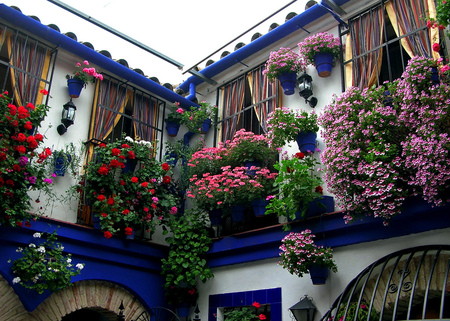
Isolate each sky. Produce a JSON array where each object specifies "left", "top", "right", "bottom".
[{"left": 4, "top": 0, "right": 307, "bottom": 85}]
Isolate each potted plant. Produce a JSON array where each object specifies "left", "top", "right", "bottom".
[
  {"left": 50, "top": 142, "right": 83, "bottom": 177},
  {"left": 66, "top": 60, "right": 103, "bottom": 98},
  {"left": 262, "top": 47, "right": 307, "bottom": 95},
  {"left": 266, "top": 107, "right": 319, "bottom": 151},
  {"left": 9, "top": 230, "right": 85, "bottom": 294},
  {"left": 161, "top": 209, "right": 214, "bottom": 315},
  {"left": 224, "top": 302, "right": 267, "bottom": 321},
  {"left": 248, "top": 167, "right": 278, "bottom": 217},
  {"left": 0, "top": 90, "right": 55, "bottom": 227},
  {"left": 334, "top": 301, "right": 380, "bottom": 321},
  {"left": 165, "top": 102, "right": 184, "bottom": 137},
  {"left": 265, "top": 151, "right": 324, "bottom": 229},
  {"left": 298, "top": 32, "right": 341, "bottom": 77},
  {"left": 225, "top": 129, "right": 277, "bottom": 170},
  {"left": 80, "top": 135, "right": 180, "bottom": 238},
  {"left": 181, "top": 101, "right": 217, "bottom": 134},
  {"left": 427, "top": 0, "right": 450, "bottom": 39},
  {"left": 279, "top": 229, "right": 337, "bottom": 284}
]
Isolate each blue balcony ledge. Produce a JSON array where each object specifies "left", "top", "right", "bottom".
[{"left": 206, "top": 197, "right": 450, "bottom": 267}]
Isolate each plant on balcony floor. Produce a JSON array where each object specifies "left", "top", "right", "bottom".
[
  {"left": 80, "top": 135, "right": 180, "bottom": 238},
  {"left": 0, "top": 90, "right": 54, "bottom": 227},
  {"left": 161, "top": 209, "right": 214, "bottom": 308},
  {"left": 181, "top": 101, "right": 217, "bottom": 134},
  {"left": 265, "top": 151, "right": 323, "bottom": 230},
  {"left": 10, "top": 230, "right": 84, "bottom": 294},
  {"left": 279, "top": 229, "right": 337, "bottom": 278},
  {"left": 318, "top": 56, "right": 450, "bottom": 224},
  {"left": 266, "top": 107, "right": 319, "bottom": 149}
]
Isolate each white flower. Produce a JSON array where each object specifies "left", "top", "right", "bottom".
[
  {"left": 12, "top": 277, "right": 21, "bottom": 284},
  {"left": 29, "top": 243, "right": 36, "bottom": 248},
  {"left": 125, "top": 136, "right": 134, "bottom": 142},
  {"left": 33, "top": 232, "right": 41, "bottom": 238},
  {"left": 67, "top": 258, "right": 72, "bottom": 263},
  {"left": 16, "top": 247, "right": 23, "bottom": 253},
  {"left": 76, "top": 263, "right": 84, "bottom": 270},
  {"left": 37, "top": 246, "right": 46, "bottom": 253}
]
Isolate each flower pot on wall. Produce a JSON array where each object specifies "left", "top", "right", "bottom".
[
  {"left": 313, "top": 52, "right": 334, "bottom": 77},
  {"left": 250, "top": 199, "right": 269, "bottom": 217},
  {"left": 277, "top": 71, "right": 297, "bottom": 95},
  {"left": 231, "top": 204, "right": 246, "bottom": 222},
  {"left": 53, "top": 154, "right": 71, "bottom": 176},
  {"left": 176, "top": 304, "right": 190, "bottom": 317},
  {"left": 308, "top": 265, "right": 329, "bottom": 285},
  {"left": 200, "top": 118, "right": 212, "bottom": 134},
  {"left": 296, "top": 131, "right": 317, "bottom": 153},
  {"left": 166, "top": 120, "right": 180, "bottom": 137},
  {"left": 67, "top": 78, "right": 85, "bottom": 98}
]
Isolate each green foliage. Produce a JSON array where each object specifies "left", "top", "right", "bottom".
[
  {"left": 10, "top": 230, "right": 84, "bottom": 294},
  {"left": 335, "top": 301, "right": 380, "bottom": 321},
  {"left": 180, "top": 101, "right": 218, "bottom": 134},
  {"left": 161, "top": 209, "right": 214, "bottom": 306}
]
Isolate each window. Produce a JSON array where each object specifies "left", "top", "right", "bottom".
[
  {"left": 216, "top": 64, "right": 279, "bottom": 144},
  {"left": 87, "top": 75, "right": 165, "bottom": 150},
  {"left": 0, "top": 22, "right": 55, "bottom": 106},
  {"left": 341, "top": 0, "right": 439, "bottom": 90}
]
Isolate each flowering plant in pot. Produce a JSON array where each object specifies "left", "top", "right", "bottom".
[
  {"left": 298, "top": 32, "right": 341, "bottom": 77},
  {"left": 80, "top": 136, "right": 179, "bottom": 238},
  {"left": 161, "top": 209, "right": 213, "bottom": 308},
  {"left": 10, "top": 230, "right": 85, "bottom": 294},
  {"left": 165, "top": 102, "right": 184, "bottom": 137},
  {"left": 279, "top": 229, "right": 337, "bottom": 279},
  {"left": 265, "top": 151, "right": 323, "bottom": 230},
  {"left": 266, "top": 107, "right": 319, "bottom": 149},
  {"left": 0, "top": 90, "right": 55, "bottom": 227},
  {"left": 224, "top": 302, "right": 267, "bottom": 321},
  {"left": 263, "top": 47, "right": 306, "bottom": 83},
  {"left": 319, "top": 56, "right": 450, "bottom": 224},
  {"left": 181, "top": 101, "right": 218, "bottom": 134},
  {"left": 66, "top": 60, "right": 103, "bottom": 86},
  {"left": 427, "top": 0, "right": 450, "bottom": 38},
  {"left": 225, "top": 129, "right": 277, "bottom": 168},
  {"left": 187, "top": 143, "right": 229, "bottom": 179}
]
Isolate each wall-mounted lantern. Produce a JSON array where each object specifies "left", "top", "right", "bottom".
[
  {"left": 298, "top": 73, "right": 318, "bottom": 108},
  {"left": 289, "top": 295, "right": 317, "bottom": 321},
  {"left": 57, "top": 100, "right": 77, "bottom": 135}
]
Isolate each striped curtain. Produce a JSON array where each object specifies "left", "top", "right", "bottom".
[
  {"left": 7, "top": 34, "right": 51, "bottom": 106},
  {"left": 386, "top": 0, "right": 438, "bottom": 59},
  {"left": 346, "top": 4, "right": 385, "bottom": 89},
  {"left": 247, "top": 65, "right": 277, "bottom": 133},
  {"left": 89, "top": 78, "right": 129, "bottom": 141},
  {"left": 133, "top": 93, "right": 160, "bottom": 142},
  {"left": 220, "top": 75, "right": 246, "bottom": 143}
]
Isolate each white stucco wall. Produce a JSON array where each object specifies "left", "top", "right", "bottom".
[{"left": 197, "top": 227, "right": 450, "bottom": 321}]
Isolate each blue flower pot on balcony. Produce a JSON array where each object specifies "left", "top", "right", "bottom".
[
  {"left": 209, "top": 209, "right": 223, "bottom": 226},
  {"left": 200, "top": 118, "right": 212, "bottom": 134},
  {"left": 231, "top": 204, "right": 246, "bottom": 222},
  {"left": 289, "top": 196, "right": 335, "bottom": 221},
  {"left": 166, "top": 120, "right": 180, "bottom": 137},
  {"left": 250, "top": 199, "right": 269, "bottom": 217},
  {"left": 296, "top": 131, "right": 317, "bottom": 153},
  {"left": 123, "top": 158, "right": 137, "bottom": 174},
  {"left": 176, "top": 304, "right": 190, "bottom": 317},
  {"left": 245, "top": 161, "right": 260, "bottom": 176},
  {"left": 313, "top": 52, "right": 334, "bottom": 78},
  {"left": 277, "top": 71, "right": 297, "bottom": 95},
  {"left": 431, "top": 67, "right": 440, "bottom": 86},
  {"left": 308, "top": 265, "right": 329, "bottom": 285},
  {"left": 67, "top": 78, "right": 85, "bottom": 98}
]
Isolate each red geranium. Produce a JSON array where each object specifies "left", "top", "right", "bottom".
[
  {"left": 128, "top": 150, "right": 136, "bottom": 159},
  {"left": 163, "top": 176, "right": 171, "bottom": 184},
  {"left": 111, "top": 148, "right": 121, "bottom": 156},
  {"left": 131, "top": 176, "right": 138, "bottom": 183},
  {"left": 104, "top": 231, "right": 112, "bottom": 239},
  {"left": 98, "top": 165, "right": 109, "bottom": 175},
  {"left": 162, "top": 163, "right": 170, "bottom": 171},
  {"left": 107, "top": 197, "right": 115, "bottom": 205},
  {"left": 124, "top": 227, "right": 133, "bottom": 235},
  {"left": 97, "top": 194, "right": 106, "bottom": 201}
]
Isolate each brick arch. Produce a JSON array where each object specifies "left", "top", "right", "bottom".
[{"left": 0, "top": 276, "right": 147, "bottom": 321}]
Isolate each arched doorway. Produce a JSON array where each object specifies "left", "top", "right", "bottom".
[
  {"left": 61, "top": 307, "right": 118, "bottom": 321},
  {"left": 324, "top": 245, "right": 450, "bottom": 320}
]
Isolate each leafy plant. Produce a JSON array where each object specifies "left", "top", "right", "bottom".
[
  {"left": 265, "top": 151, "right": 323, "bottom": 230},
  {"left": 66, "top": 60, "right": 103, "bottom": 86},
  {"left": 224, "top": 302, "right": 267, "bottom": 321},
  {"left": 266, "top": 107, "right": 319, "bottom": 148},
  {"left": 262, "top": 47, "right": 306, "bottom": 83},
  {"left": 181, "top": 101, "right": 218, "bottom": 133},
  {"left": 279, "top": 229, "right": 337, "bottom": 278},
  {"left": 50, "top": 142, "right": 84, "bottom": 177},
  {"left": 161, "top": 209, "right": 214, "bottom": 307},
  {"left": 10, "top": 230, "right": 84, "bottom": 294},
  {"left": 335, "top": 301, "right": 380, "bottom": 321},
  {"left": 298, "top": 32, "right": 341, "bottom": 66},
  {"left": 166, "top": 101, "right": 184, "bottom": 124}
]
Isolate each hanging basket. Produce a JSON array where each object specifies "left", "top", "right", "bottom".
[
  {"left": 308, "top": 265, "right": 329, "bottom": 285},
  {"left": 166, "top": 120, "right": 181, "bottom": 137},
  {"left": 296, "top": 131, "right": 317, "bottom": 153},
  {"left": 67, "top": 78, "right": 85, "bottom": 98},
  {"left": 313, "top": 52, "right": 334, "bottom": 78},
  {"left": 277, "top": 71, "right": 297, "bottom": 95}
]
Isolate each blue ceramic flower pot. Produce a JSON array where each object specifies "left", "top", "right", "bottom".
[
  {"left": 277, "top": 71, "right": 297, "bottom": 95},
  {"left": 296, "top": 131, "right": 317, "bottom": 153},
  {"left": 313, "top": 52, "right": 334, "bottom": 77},
  {"left": 67, "top": 78, "right": 85, "bottom": 98}
]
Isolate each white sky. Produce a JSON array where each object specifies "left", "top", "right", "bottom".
[{"left": 4, "top": 0, "right": 307, "bottom": 85}]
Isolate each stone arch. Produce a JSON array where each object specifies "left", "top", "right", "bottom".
[{"left": 0, "top": 277, "right": 147, "bottom": 321}]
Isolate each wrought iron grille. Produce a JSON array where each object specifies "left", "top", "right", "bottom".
[{"left": 323, "top": 245, "right": 450, "bottom": 321}]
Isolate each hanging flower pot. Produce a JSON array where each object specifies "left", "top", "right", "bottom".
[
  {"left": 308, "top": 264, "right": 329, "bottom": 285},
  {"left": 165, "top": 152, "right": 178, "bottom": 167},
  {"left": 313, "top": 52, "right": 334, "bottom": 78},
  {"left": 296, "top": 131, "right": 317, "bottom": 153},
  {"left": 166, "top": 120, "right": 181, "bottom": 137},
  {"left": 67, "top": 78, "right": 85, "bottom": 98},
  {"left": 250, "top": 199, "right": 269, "bottom": 217},
  {"left": 53, "top": 154, "right": 72, "bottom": 176},
  {"left": 231, "top": 204, "right": 246, "bottom": 222},
  {"left": 200, "top": 118, "right": 212, "bottom": 134},
  {"left": 277, "top": 71, "right": 297, "bottom": 95},
  {"left": 176, "top": 304, "right": 191, "bottom": 317}
]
